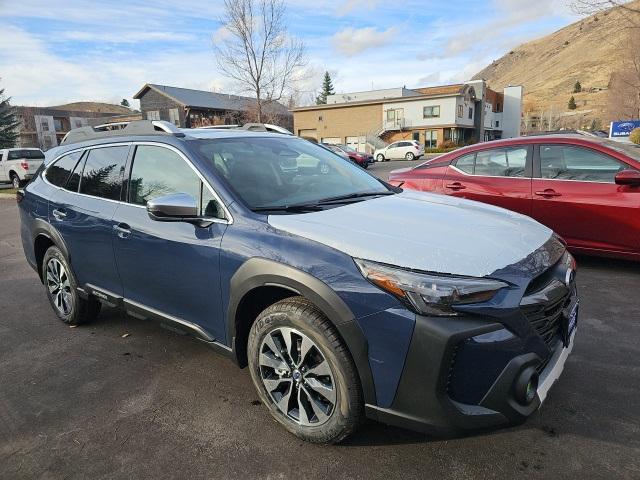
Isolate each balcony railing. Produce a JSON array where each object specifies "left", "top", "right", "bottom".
[{"left": 383, "top": 117, "right": 410, "bottom": 131}]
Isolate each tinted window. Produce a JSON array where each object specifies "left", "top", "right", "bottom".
[
  {"left": 540, "top": 145, "right": 626, "bottom": 182},
  {"left": 455, "top": 153, "right": 475, "bottom": 174},
  {"left": 475, "top": 147, "right": 527, "bottom": 177},
  {"left": 129, "top": 145, "right": 200, "bottom": 206},
  {"left": 45, "top": 152, "right": 82, "bottom": 187},
  {"left": 79, "top": 146, "right": 128, "bottom": 200},
  {"left": 8, "top": 149, "right": 44, "bottom": 160},
  {"left": 201, "top": 185, "right": 224, "bottom": 218},
  {"left": 66, "top": 156, "right": 85, "bottom": 192}
]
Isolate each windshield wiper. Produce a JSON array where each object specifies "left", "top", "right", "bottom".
[
  {"left": 252, "top": 203, "right": 324, "bottom": 213},
  {"left": 315, "top": 191, "right": 395, "bottom": 205}
]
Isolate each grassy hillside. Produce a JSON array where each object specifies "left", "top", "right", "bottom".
[{"left": 473, "top": 1, "right": 638, "bottom": 125}]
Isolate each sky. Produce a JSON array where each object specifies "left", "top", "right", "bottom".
[{"left": 0, "top": 0, "right": 578, "bottom": 108}]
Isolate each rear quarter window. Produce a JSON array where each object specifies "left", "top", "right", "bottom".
[{"left": 45, "top": 152, "right": 83, "bottom": 187}]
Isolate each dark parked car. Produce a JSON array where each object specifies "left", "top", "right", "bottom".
[
  {"left": 389, "top": 135, "right": 640, "bottom": 261},
  {"left": 18, "top": 121, "right": 578, "bottom": 443},
  {"left": 331, "top": 144, "right": 373, "bottom": 168}
]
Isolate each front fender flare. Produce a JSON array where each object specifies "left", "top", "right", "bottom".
[{"left": 228, "top": 257, "right": 377, "bottom": 405}]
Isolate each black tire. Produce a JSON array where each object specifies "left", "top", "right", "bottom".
[
  {"left": 405, "top": 152, "right": 415, "bottom": 161},
  {"left": 376, "top": 154, "right": 384, "bottom": 162},
  {"left": 42, "top": 246, "right": 101, "bottom": 326},
  {"left": 10, "top": 173, "right": 20, "bottom": 189},
  {"left": 248, "top": 296, "right": 363, "bottom": 444}
]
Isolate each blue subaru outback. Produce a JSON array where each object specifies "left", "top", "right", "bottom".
[{"left": 18, "top": 121, "right": 578, "bottom": 443}]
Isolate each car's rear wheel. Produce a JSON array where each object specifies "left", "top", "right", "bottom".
[
  {"left": 11, "top": 173, "right": 20, "bottom": 189},
  {"left": 248, "top": 296, "right": 363, "bottom": 443},
  {"left": 405, "top": 152, "right": 415, "bottom": 161},
  {"left": 376, "top": 154, "right": 384, "bottom": 162},
  {"left": 42, "top": 246, "right": 101, "bottom": 325}
]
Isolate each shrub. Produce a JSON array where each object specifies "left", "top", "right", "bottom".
[
  {"left": 425, "top": 147, "right": 459, "bottom": 154},
  {"left": 630, "top": 128, "right": 640, "bottom": 145},
  {"left": 441, "top": 140, "right": 457, "bottom": 149},
  {"left": 568, "top": 96, "right": 577, "bottom": 110}
]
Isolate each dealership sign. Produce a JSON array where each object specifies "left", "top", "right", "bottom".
[{"left": 610, "top": 120, "right": 640, "bottom": 138}]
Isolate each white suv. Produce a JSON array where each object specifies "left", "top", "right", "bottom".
[
  {"left": 374, "top": 140, "right": 424, "bottom": 162},
  {"left": 0, "top": 148, "right": 45, "bottom": 188}
]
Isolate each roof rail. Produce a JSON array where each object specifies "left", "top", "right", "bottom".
[{"left": 60, "top": 120, "right": 184, "bottom": 145}]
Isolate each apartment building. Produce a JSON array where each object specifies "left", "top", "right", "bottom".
[{"left": 291, "top": 80, "right": 522, "bottom": 152}]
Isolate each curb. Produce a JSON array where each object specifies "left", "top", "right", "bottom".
[{"left": 0, "top": 193, "right": 16, "bottom": 199}]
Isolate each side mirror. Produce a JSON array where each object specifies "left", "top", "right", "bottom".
[
  {"left": 615, "top": 169, "right": 640, "bottom": 186},
  {"left": 147, "top": 193, "right": 199, "bottom": 221}
]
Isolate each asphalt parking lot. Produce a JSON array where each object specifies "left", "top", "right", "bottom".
[{"left": 1, "top": 164, "right": 639, "bottom": 479}]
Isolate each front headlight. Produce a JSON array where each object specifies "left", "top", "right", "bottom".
[{"left": 354, "top": 259, "right": 509, "bottom": 317}]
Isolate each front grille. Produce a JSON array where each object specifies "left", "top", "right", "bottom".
[{"left": 521, "top": 295, "right": 567, "bottom": 349}]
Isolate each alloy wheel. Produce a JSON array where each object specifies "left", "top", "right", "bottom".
[
  {"left": 46, "top": 258, "right": 73, "bottom": 316},
  {"left": 12, "top": 176, "right": 20, "bottom": 189},
  {"left": 258, "top": 327, "right": 336, "bottom": 426}
]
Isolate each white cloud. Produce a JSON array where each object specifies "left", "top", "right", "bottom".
[
  {"left": 331, "top": 26, "right": 397, "bottom": 56},
  {"left": 0, "top": 25, "right": 229, "bottom": 107},
  {"left": 61, "top": 31, "right": 196, "bottom": 44},
  {"left": 335, "top": 0, "right": 381, "bottom": 16}
]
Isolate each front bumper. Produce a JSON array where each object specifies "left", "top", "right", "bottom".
[{"left": 365, "top": 312, "right": 577, "bottom": 435}]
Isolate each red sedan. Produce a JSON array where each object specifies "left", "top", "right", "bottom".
[{"left": 388, "top": 135, "right": 640, "bottom": 261}]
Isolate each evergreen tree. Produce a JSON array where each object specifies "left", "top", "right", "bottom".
[
  {"left": 316, "top": 71, "right": 335, "bottom": 105},
  {"left": 0, "top": 88, "right": 20, "bottom": 149},
  {"left": 573, "top": 81, "right": 582, "bottom": 93},
  {"left": 120, "top": 98, "right": 130, "bottom": 108},
  {"left": 568, "top": 96, "right": 577, "bottom": 110}
]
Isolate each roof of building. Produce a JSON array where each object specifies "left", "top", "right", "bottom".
[
  {"left": 133, "top": 83, "right": 290, "bottom": 116},
  {"left": 412, "top": 84, "right": 465, "bottom": 96}
]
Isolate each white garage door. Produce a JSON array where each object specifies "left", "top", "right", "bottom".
[
  {"left": 346, "top": 136, "right": 366, "bottom": 152},
  {"left": 321, "top": 137, "right": 341, "bottom": 145}
]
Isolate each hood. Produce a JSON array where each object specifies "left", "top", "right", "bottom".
[{"left": 268, "top": 191, "right": 554, "bottom": 278}]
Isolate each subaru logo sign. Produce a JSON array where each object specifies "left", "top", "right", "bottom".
[{"left": 610, "top": 120, "right": 640, "bottom": 138}]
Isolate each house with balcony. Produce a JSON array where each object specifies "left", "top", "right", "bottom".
[{"left": 291, "top": 80, "right": 522, "bottom": 152}]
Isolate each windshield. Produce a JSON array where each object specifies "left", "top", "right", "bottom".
[
  {"left": 8, "top": 149, "right": 44, "bottom": 160},
  {"left": 191, "top": 136, "right": 389, "bottom": 210}
]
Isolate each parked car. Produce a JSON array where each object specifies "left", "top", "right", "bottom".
[
  {"left": 0, "top": 148, "right": 45, "bottom": 188},
  {"left": 321, "top": 143, "right": 351, "bottom": 161},
  {"left": 389, "top": 135, "right": 640, "bottom": 261},
  {"left": 18, "top": 120, "right": 578, "bottom": 443},
  {"left": 333, "top": 144, "right": 373, "bottom": 168},
  {"left": 375, "top": 140, "right": 424, "bottom": 162}
]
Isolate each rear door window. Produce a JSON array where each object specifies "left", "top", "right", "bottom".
[
  {"left": 540, "top": 145, "right": 627, "bottom": 182},
  {"left": 45, "top": 151, "right": 83, "bottom": 187},
  {"left": 79, "top": 146, "right": 129, "bottom": 200},
  {"left": 454, "top": 153, "right": 476, "bottom": 174}
]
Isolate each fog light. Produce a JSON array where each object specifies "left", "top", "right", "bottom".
[{"left": 514, "top": 367, "right": 539, "bottom": 405}]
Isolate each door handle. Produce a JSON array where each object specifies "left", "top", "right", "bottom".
[
  {"left": 535, "top": 189, "right": 562, "bottom": 198},
  {"left": 446, "top": 182, "right": 466, "bottom": 190},
  {"left": 52, "top": 208, "right": 67, "bottom": 220},
  {"left": 113, "top": 223, "right": 131, "bottom": 238}
]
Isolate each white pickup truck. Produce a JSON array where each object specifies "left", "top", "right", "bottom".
[{"left": 0, "top": 148, "right": 45, "bottom": 189}]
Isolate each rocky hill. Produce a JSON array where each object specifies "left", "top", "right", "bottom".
[
  {"left": 473, "top": 1, "right": 638, "bottom": 126},
  {"left": 49, "top": 102, "right": 131, "bottom": 114}
]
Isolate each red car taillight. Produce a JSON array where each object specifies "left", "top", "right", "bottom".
[{"left": 20, "top": 160, "right": 29, "bottom": 170}]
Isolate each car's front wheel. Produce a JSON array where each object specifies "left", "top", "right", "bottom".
[
  {"left": 376, "top": 154, "right": 384, "bottom": 162},
  {"left": 248, "top": 297, "right": 363, "bottom": 443},
  {"left": 42, "top": 246, "right": 101, "bottom": 325}
]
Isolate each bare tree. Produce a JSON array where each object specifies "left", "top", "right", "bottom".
[
  {"left": 571, "top": 0, "right": 640, "bottom": 26},
  {"left": 214, "top": 0, "right": 306, "bottom": 122}
]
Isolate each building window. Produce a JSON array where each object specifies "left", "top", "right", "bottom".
[
  {"left": 169, "top": 108, "right": 180, "bottom": 127},
  {"left": 457, "top": 105, "right": 464, "bottom": 118},
  {"left": 146, "top": 110, "right": 160, "bottom": 121},
  {"left": 386, "top": 109, "right": 396, "bottom": 122},
  {"left": 41, "top": 119, "right": 49, "bottom": 132},
  {"left": 423, "top": 106, "right": 440, "bottom": 118},
  {"left": 425, "top": 130, "right": 437, "bottom": 148},
  {"left": 495, "top": 120, "right": 500, "bottom": 128},
  {"left": 468, "top": 107, "right": 473, "bottom": 120}
]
